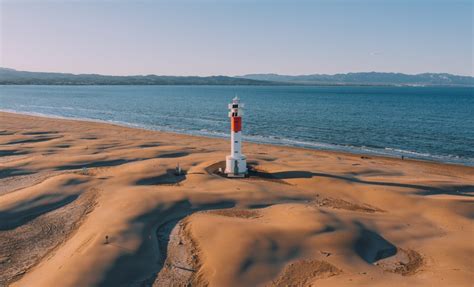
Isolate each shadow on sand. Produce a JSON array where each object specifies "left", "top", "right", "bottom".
[
  {"left": 0, "top": 176, "right": 88, "bottom": 230},
  {"left": 353, "top": 221, "right": 397, "bottom": 263},
  {"left": 56, "top": 159, "right": 133, "bottom": 171},
  {"left": 268, "top": 170, "right": 474, "bottom": 197},
  {"left": 156, "top": 152, "right": 189, "bottom": 159},
  {"left": 0, "top": 193, "right": 80, "bottom": 230},
  {"left": 205, "top": 161, "right": 290, "bottom": 185},
  {"left": 55, "top": 152, "right": 189, "bottom": 172},
  {"left": 97, "top": 199, "right": 235, "bottom": 287},
  {"left": 97, "top": 193, "right": 309, "bottom": 287},
  {"left": 0, "top": 150, "right": 28, "bottom": 157},
  {"left": 0, "top": 168, "right": 35, "bottom": 180},
  {"left": 21, "top": 131, "right": 59, "bottom": 136},
  {"left": 205, "top": 161, "right": 473, "bottom": 196},
  {"left": 6, "top": 136, "right": 61, "bottom": 145},
  {"left": 136, "top": 169, "right": 187, "bottom": 185}
]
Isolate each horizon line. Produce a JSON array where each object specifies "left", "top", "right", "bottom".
[{"left": 1, "top": 67, "right": 473, "bottom": 78}]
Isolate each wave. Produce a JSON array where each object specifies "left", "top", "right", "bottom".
[{"left": 241, "top": 135, "right": 473, "bottom": 165}]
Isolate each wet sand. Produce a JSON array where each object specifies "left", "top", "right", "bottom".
[{"left": 0, "top": 111, "right": 473, "bottom": 286}]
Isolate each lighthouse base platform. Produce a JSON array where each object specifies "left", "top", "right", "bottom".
[{"left": 225, "top": 155, "right": 247, "bottom": 178}]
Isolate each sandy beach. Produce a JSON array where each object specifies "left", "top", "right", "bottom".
[{"left": 0, "top": 111, "right": 473, "bottom": 287}]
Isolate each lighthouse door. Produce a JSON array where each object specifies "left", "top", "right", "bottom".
[{"left": 234, "top": 160, "right": 239, "bottom": 175}]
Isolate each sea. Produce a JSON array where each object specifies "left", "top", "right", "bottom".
[{"left": 1, "top": 85, "right": 473, "bottom": 166}]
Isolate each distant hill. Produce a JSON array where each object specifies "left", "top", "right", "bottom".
[
  {"left": 238, "top": 72, "right": 474, "bottom": 86},
  {"left": 0, "top": 68, "right": 273, "bottom": 85},
  {"left": 1, "top": 68, "right": 472, "bottom": 86}
]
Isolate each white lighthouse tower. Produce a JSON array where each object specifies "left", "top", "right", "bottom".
[{"left": 225, "top": 97, "right": 247, "bottom": 177}]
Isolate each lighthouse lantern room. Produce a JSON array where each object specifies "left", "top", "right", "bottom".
[{"left": 225, "top": 97, "right": 247, "bottom": 177}]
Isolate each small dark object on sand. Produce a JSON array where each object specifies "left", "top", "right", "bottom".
[
  {"left": 320, "top": 250, "right": 331, "bottom": 257},
  {"left": 175, "top": 163, "right": 182, "bottom": 176},
  {"left": 105, "top": 235, "right": 109, "bottom": 244}
]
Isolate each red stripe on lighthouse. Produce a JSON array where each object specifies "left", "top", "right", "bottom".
[{"left": 231, "top": 117, "right": 242, "bottom": 132}]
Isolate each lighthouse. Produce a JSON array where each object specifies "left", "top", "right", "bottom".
[{"left": 225, "top": 97, "right": 247, "bottom": 177}]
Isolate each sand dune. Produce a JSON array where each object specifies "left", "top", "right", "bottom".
[{"left": 0, "top": 111, "right": 472, "bottom": 286}]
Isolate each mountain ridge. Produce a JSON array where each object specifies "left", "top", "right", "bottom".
[
  {"left": 0, "top": 68, "right": 274, "bottom": 86},
  {"left": 238, "top": 72, "right": 474, "bottom": 86},
  {"left": 1, "top": 68, "right": 473, "bottom": 86}
]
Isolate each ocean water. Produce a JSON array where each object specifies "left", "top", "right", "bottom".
[{"left": 1, "top": 85, "right": 473, "bottom": 166}]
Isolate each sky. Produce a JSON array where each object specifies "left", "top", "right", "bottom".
[{"left": 0, "top": 0, "right": 472, "bottom": 76}]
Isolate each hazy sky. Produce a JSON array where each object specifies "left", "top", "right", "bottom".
[{"left": 0, "top": 0, "right": 472, "bottom": 76}]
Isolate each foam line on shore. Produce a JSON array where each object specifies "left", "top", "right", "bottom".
[{"left": 1, "top": 109, "right": 472, "bottom": 167}]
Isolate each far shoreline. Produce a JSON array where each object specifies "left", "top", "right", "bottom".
[
  {"left": 1, "top": 110, "right": 472, "bottom": 169},
  {"left": 1, "top": 84, "right": 474, "bottom": 88}
]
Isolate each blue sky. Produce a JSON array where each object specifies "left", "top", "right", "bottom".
[{"left": 0, "top": 0, "right": 472, "bottom": 76}]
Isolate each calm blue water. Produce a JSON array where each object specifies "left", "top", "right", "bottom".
[{"left": 1, "top": 85, "right": 473, "bottom": 166}]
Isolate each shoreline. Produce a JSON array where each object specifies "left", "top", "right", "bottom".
[
  {"left": 1, "top": 110, "right": 471, "bottom": 168},
  {"left": 1, "top": 110, "right": 473, "bottom": 286},
  {"left": 2, "top": 84, "right": 474, "bottom": 87}
]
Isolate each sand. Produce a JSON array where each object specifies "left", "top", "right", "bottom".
[{"left": 0, "top": 111, "right": 473, "bottom": 287}]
